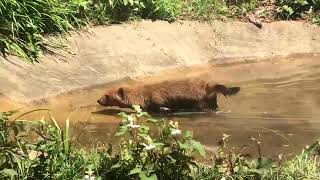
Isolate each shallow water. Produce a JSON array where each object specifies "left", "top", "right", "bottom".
[{"left": 2, "top": 55, "right": 320, "bottom": 158}]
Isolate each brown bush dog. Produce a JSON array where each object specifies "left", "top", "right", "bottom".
[{"left": 97, "top": 79, "right": 240, "bottom": 113}]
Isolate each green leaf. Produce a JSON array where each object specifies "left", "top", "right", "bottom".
[
  {"left": 255, "top": 157, "right": 273, "bottom": 169},
  {"left": 190, "top": 140, "right": 206, "bottom": 157},
  {"left": 87, "top": 164, "right": 96, "bottom": 171},
  {"left": 296, "top": 0, "right": 308, "bottom": 5},
  {"left": 110, "top": 162, "right": 122, "bottom": 169},
  {"left": 147, "top": 118, "right": 158, "bottom": 123},
  {"left": 282, "top": 5, "right": 294, "bottom": 15},
  {"left": 108, "top": 0, "right": 114, "bottom": 7},
  {"left": 138, "top": 133, "right": 150, "bottom": 139},
  {"left": 128, "top": 0, "right": 134, "bottom": 6},
  {"left": 248, "top": 168, "right": 265, "bottom": 174},
  {"left": 140, "top": 2, "right": 145, "bottom": 8},
  {"left": 137, "top": 112, "right": 149, "bottom": 117},
  {"left": 115, "top": 126, "right": 128, "bottom": 136},
  {"left": 233, "top": 166, "right": 239, "bottom": 173},
  {"left": 0, "top": 155, "right": 6, "bottom": 166},
  {"left": 167, "top": 155, "right": 177, "bottom": 163},
  {"left": 153, "top": 142, "right": 165, "bottom": 149},
  {"left": 139, "top": 172, "right": 158, "bottom": 180},
  {"left": 144, "top": 164, "right": 155, "bottom": 174},
  {"left": 183, "top": 131, "right": 193, "bottom": 140},
  {"left": 129, "top": 167, "right": 142, "bottom": 175},
  {"left": 0, "top": 169, "right": 17, "bottom": 178},
  {"left": 178, "top": 141, "right": 190, "bottom": 149},
  {"left": 162, "top": 126, "right": 171, "bottom": 137},
  {"left": 139, "top": 125, "right": 150, "bottom": 134},
  {"left": 118, "top": 112, "right": 128, "bottom": 118}
]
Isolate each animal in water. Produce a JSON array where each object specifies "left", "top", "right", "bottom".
[{"left": 97, "top": 79, "right": 240, "bottom": 113}]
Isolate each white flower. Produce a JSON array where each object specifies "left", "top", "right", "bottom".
[
  {"left": 171, "top": 129, "right": 181, "bottom": 136},
  {"left": 84, "top": 175, "right": 95, "bottom": 180},
  {"left": 169, "top": 121, "right": 179, "bottom": 128},
  {"left": 142, "top": 143, "right": 156, "bottom": 150},
  {"left": 175, "top": 121, "right": 179, "bottom": 128},
  {"left": 127, "top": 124, "right": 140, "bottom": 129},
  {"left": 132, "top": 105, "right": 142, "bottom": 112},
  {"left": 127, "top": 115, "right": 134, "bottom": 123}
]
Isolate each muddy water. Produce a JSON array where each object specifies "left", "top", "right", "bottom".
[{"left": 2, "top": 55, "right": 320, "bottom": 158}]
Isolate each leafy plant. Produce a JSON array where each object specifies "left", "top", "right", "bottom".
[
  {"left": 0, "top": 109, "right": 90, "bottom": 179},
  {"left": 0, "top": 110, "right": 25, "bottom": 179},
  {"left": 102, "top": 105, "right": 206, "bottom": 180},
  {"left": 211, "top": 134, "right": 274, "bottom": 179},
  {"left": 1, "top": 107, "right": 320, "bottom": 179},
  {"left": 276, "top": 0, "right": 320, "bottom": 19}
]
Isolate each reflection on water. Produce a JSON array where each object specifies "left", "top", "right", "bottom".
[{"left": 2, "top": 55, "right": 320, "bottom": 158}]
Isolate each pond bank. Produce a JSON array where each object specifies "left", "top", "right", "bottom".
[{"left": 0, "top": 20, "right": 320, "bottom": 104}]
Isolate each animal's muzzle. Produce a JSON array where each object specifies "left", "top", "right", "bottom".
[{"left": 97, "top": 99, "right": 103, "bottom": 105}]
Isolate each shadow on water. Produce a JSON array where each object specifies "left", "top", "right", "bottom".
[
  {"left": 92, "top": 108, "right": 127, "bottom": 116},
  {"left": 2, "top": 55, "right": 320, "bottom": 158}
]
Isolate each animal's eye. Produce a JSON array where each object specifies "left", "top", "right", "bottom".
[{"left": 106, "top": 95, "right": 112, "bottom": 100}]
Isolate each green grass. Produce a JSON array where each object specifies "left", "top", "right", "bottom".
[
  {"left": 180, "top": 0, "right": 258, "bottom": 20},
  {"left": 1, "top": 106, "right": 320, "bottom": 180},
  {"left": 0, "top": 0, "right": 181, "bottom": 62},
  {"left": 0, "top": 0, "right": 86, "bottom": 62},
  {"left": 0, "top": 0, "right": 319, "bottom": 62}
]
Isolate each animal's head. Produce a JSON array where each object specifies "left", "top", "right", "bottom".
[{"left": 97, "top": 87, "right": 128, "bottom": 108}]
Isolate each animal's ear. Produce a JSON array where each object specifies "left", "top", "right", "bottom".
[{"left": 117, "top": 88, "right": 125, "bottom": 99}]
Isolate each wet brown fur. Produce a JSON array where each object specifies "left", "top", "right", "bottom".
[{"left": 97, "top": 79, "right": 240, "bottom": 113}]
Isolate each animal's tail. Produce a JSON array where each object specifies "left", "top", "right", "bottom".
[{"left": 213, "top": 84, "right": 240, "bottom": 97}]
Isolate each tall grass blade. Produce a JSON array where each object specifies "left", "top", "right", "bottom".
[{"left": 64, "top": 118, "right": 70, "bottom": 155}]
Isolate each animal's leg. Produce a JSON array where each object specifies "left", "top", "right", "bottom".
[
  {"left": 195, "top": 101, "right": 213, "bottom": 112},
  {"left": 206, "top": 93, "right": 219, "bottom": 111},
  {"left": 146, "top": 104, "right": 162, "bottom": 113}
]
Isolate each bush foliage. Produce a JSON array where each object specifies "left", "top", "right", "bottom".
[{"left": 1, "top": 106, "right": 320, "bottom": 179}]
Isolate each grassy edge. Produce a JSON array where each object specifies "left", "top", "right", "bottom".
[
  {"left": 1, "top": 107, "right": 320, "bottom": 179},
  {"left": 0, "top": 0, "right": 319, "bottom": 63}
]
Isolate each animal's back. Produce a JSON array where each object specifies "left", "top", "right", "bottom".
[{"left": 144, "top": 79, "right": 207, "bottom": 109}]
